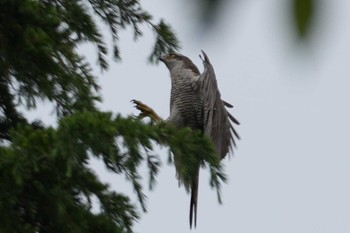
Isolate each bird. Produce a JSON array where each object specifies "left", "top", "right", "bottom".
[{"left": 132, "top": 50, "right": 240, "bottom": 228}]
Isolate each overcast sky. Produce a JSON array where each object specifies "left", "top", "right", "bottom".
[{"left": 25, "top": 0, "right": 350, "bottom": 232}]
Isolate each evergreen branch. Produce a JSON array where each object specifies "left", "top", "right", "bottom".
[
  {"left": 148, "top": 20, "right": 181, "bottom": 63},
  {"left": 147, "top": 153, "right": 160, "bottom": 190}
]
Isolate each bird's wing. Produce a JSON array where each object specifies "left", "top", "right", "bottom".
[{"left": 198, "top": 50, "right": 240, "bottom": 159}]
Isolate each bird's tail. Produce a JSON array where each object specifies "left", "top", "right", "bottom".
[{"left": 189, "top": 167, "right": 200, "bottom": 229}]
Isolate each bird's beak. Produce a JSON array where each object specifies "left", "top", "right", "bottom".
[{"left": 159, "top": 56, "right": 165, "bottom": 63}]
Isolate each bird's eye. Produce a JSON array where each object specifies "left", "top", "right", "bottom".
[{"left": 170, "top": 54, "right": 176, "bottom": 59}]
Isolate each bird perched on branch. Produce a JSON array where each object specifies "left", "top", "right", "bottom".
[{"left": 132, "top": 50, "right": 240, "bottom": 228}]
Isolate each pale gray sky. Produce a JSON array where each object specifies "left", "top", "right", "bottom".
[{"left": 25, "top": 0, "right": 350, "bottom": 232}]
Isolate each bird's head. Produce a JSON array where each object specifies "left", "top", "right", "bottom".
[{"left": 159, "top": 53, "right": 200, "bottom": 75}]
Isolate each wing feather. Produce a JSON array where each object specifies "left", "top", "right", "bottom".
[{"left": 199, "top": 50, "right": 240, "bottom": 159}]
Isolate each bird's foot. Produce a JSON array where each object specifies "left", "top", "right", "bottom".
[{"left": 131, "top": 99, "right": 162, "bottom": 122}]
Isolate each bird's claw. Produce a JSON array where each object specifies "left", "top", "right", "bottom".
[{"left": 131, "top": 99, "right": 161, "bottom": 122}]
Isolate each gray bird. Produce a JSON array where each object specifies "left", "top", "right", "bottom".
[{"left": 132, "top": 50, "right": 240, "bottom": 228}]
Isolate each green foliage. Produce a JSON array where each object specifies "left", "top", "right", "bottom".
[
  {"left": 161, "top": 125, "right": 226, "bottom": 197},
  {"left": 0, "top": 118, "right": 140, "bottom": 233},
  {"left": 0, "top": 113, "right": 225, "bottom": 232},
  {"left": 148, "top": 20, "right": 180, "bottom": 63},
  {"left": 292, "top": 0, "right": 315, "bottom": 39},
  {"left": 0, "top": 0, "right": 225, "bottom": 232},
  {"left": 0, "top": 0, "right": 180, "bottom": 119}
]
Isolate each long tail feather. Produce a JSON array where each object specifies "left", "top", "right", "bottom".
[{"left": 189, "top": 167, "right": 200, "bottom": 229}]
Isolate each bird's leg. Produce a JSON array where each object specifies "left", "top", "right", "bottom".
[{"left": 131, "top": 99, "right": 162, "bottom": 122}]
